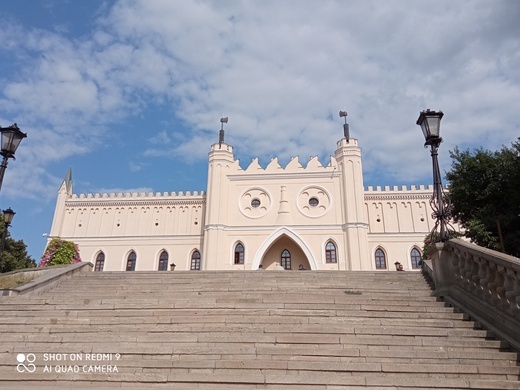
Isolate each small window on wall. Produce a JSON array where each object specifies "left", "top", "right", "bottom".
[
  {"left": 126, "top": 251, "right": 136, "bottom": 271},
  {"left": 158, "top": 251, "right": 169, "bottom": 271},
  {"left": 191, "top": 250, "right": 201, "bottom": 270},
  {"left": 281, "top": 249, "right": 291, "bottom": 270},
  {"left": 325, "top": 242, "right": 337, "bottom": 263},
  {"left": 94, "top": 252, "right": 105, "bottom": 272},
  {"left": 375, "top": 248, "right": 386, "bottom": 269},
  {"left": 234, "top": 243, "right": 244, "bottom": 264},
  {"left": 411, "top": 247, "right": 422, "bottom": 269}
]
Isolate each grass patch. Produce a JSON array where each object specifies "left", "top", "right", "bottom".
[{"left": 0, "top": 274, "right": 36, "bottom": 289}]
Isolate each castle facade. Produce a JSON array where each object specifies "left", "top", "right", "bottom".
[{"left": 49, "top": 136, "right": 436, "bottom": 272}]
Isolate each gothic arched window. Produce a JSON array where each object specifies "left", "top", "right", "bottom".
[
  {"left": 281, "top": 249, "right": 291, "bottom": 270},
  {"left": 375, "top": 248, "right": 386, "bottom": 270},
  {"left": 126, "top": 251, "right": 136, "bottom": 271},
  {"left": 191, "top": 250, "right": 201, "bottom": 270},
  {"left": 234, "top": 243, "right": 244, "bottom": 264},
  {"left": 411, "top": 247, "right": 422, "bottom": 269},
  {"left": 94, "top": 252, "right": 105, "bottom": 272},
  {"left": 325, "top": 242, "right": 337, "bottom": 263},
  {"left": 158, "top": 251, "right": 169, "bottom": 271}
]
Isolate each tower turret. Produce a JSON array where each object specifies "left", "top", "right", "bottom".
[
  {"left": 49, "top": 167, "right": 73, "bottom": 238},
  {"left": 202, "top": 118, "right": 235, "bottom": 269},
  {"left": 334, "top": 115, "right": 370, "bottom": 270}
]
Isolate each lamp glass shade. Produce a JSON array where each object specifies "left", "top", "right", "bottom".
[
  {"left": 3, "top": 208, "right": 15, "bottom": 225},
  {"left": 1, "top": 125, "right": 27, "bottom": 156},
  {"left": 416, "top": 110, "right": 443, "bottom": 141}
]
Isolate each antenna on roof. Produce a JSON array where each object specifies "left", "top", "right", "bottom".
[
  {"left": 219, "top": 117, "right": 228, "bottom": 148},
  {"left": 339, "top": 111, "right": 349, "bottom": 143}
]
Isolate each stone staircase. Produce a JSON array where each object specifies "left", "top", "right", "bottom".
[{"left": 0, "top": 270, "right": 519, "bottom": 389}]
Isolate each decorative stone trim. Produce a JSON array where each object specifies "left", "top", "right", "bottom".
[
  {"left": 239, "top": 187, "right": 272, "bottom": 219},
  {"left": 228, "top": 172, "right": 340, "bottom": 181},
  {"left": 65, "top": 200, "right": 206, "bottom": 208},
  {"left": 297, "top": 185, "right": 331, "bottom": 218}
]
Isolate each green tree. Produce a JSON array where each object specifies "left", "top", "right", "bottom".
[
  {"left": 446, "top": 138, "right": 520, "bottom": 257},
  {"left": 0, "top": 215, "right": 36, "bottom": 273}
]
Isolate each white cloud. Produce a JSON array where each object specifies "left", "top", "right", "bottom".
[
  {"left": 149, "top": 130, "right": 171, "bottom": 145},
  {"left": 128, "top": 161, "right": 146, "bottom": 173},
  {"left": 1, "top": 0, "right": 519, "bottom": 203}
]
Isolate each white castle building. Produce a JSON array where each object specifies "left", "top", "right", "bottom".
[{"left": 49, "top": 129, "right": 437, "bottom": 272}]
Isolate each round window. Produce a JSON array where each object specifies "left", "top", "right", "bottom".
[
  {"left": 309, "top": 197, "right": 319, "bottom": 207},
  {"left": 251, "top": 198, "right": 261, "bottom": 208}
]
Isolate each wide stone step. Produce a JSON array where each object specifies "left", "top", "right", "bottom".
[
  {"left": 0, "top": 324, "right": 492, "bottom": 341},
  {"left": 0, "top": 369, "right": 519, "bottom": 389},
  {"left": 24, "top": 296, "right": 439, "bottom": 307},
  {"left": 1, "top": 270, "right": 518, "bottom": 389},
  {"left": 0, "top": 318, "right": 479, "bottom": 336},
  {"left": 2, "top": 348, "right": 517, "bottom": 368},
  {"left": 0, "top": 330, "right": 495, "bottom": 346},
  {"left": 42, "top": 287, "right": 436, "bottom": 296}
]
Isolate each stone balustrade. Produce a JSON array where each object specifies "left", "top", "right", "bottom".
[{"left": 427, "top": 238, "right": 520, "bottom": 351}]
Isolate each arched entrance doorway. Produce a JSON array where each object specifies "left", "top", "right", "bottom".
[{"left": 252, "top": 228, "right": 316, "bottom": 270}]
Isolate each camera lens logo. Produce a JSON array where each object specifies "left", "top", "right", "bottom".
[{"left": 16, "top": 353, "right": 36, "bottom": 373}]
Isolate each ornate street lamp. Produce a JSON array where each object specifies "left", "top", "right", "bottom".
[
  {"left": 0, "top": 207, "right": 15, "bottom": 273},
  {"left": 417, "top": 109, "right": 453, "bottom": 242},
  {"left": 0, "top": 123, "right": 27, "bottom": 192},
  {"left": 3, "top": 207, "right": 15, "bottom": 227}
]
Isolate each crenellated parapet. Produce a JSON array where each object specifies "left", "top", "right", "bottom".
[
  {"left": 243, "top": 154, "right": 337, "bottom": 173},
  {"left": 226, "top": 155, "right": 339, "bottom": 183},
  {"left": 364, "top": 185, "right": 435, "bottom": 202},
  {"left": 366, "top": 184, "right": 434, "bottom": 192},
  {"left": 66, "top": 191, "right": 206, "bottom": 208},
  {"left": 212, "top": 142, "right": 339, "bottom": 178},
  {"left": 71, "top": 190, "right": 205, "bottom": 199}
]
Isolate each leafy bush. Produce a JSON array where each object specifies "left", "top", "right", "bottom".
[
  {"left": 422, "top": 230, "right": 460, "bottom": 259},
  {"left": 39, "top": 239, "right": 81, "bottom": 268},
  {"left": 422, "top": 232, "right": 438, "bottom": 259}
]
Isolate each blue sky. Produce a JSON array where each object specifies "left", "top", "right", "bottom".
[{"left": 0, "top": 0, "right": 519, "bottom": 261}]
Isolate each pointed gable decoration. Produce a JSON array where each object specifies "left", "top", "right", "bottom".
[
  {"left": 266, "top": 157, "right": 283, "bottom": 172},
  {"left": 231, "top": 158, "right": 243, "bottom": 171},
  {"left": 326, "top": 155, "right": 338, "bottom": 169},
  {"left": 245, "top": 157, "right": 263, "bottom": 172},
  {"left": 305, "top": 156, "right": 323, "bottom": 170},
  {"left": 284, "top": 156, "right": 303, "bottom": 172}
]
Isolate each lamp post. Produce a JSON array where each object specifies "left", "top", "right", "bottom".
[
  {"left": 0, "top": 207, "right": 15, "bottom": 273},
  {"left": 0, "top": 123, "right": 27, "bottom": 193},
  {"left": 417, "top": 109, "right": 453, "bottom": 242}
]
